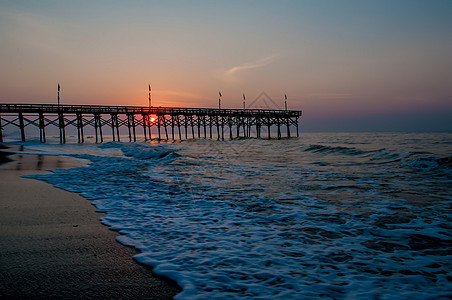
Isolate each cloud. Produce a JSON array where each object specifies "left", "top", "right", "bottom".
[{"left": 225, "top": 55, "right": 278, "bottom": 77}]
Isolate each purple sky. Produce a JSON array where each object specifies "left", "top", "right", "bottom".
[{"left": 1, "top": 0, "right": 451, "bottom": 131}]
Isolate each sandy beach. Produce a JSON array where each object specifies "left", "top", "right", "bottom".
[{"left": 0, "top": 144, "right": 181, "bottom": 299}]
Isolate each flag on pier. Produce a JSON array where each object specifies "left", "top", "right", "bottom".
[{"left": 148, "top": 84, "right": 151, "bottom": 107}]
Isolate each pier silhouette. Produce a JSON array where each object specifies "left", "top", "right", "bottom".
[{"left": 0, "top": 104, "right": 301, "bottom": 143}]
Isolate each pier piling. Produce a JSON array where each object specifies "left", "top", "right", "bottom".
[
  {"left": 19, "top": 112, "right": 25, "bottom": 142},
  {"left": 39, "top": 112, "right": 46, "bottom": 143},
  {"left": 142, "top": 114, "right": 147, "bottom": 141},
  {"left": 76, "top": 113, "right": 84, "bottom": 143},
  {"left": 0, "top": 113, "right": 2, "bottom": 142}
]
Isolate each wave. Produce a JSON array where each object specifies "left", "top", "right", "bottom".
[
  {"left": 99, "top": 142, "right": 180, "bottom": 161},
  {"left": 17, "top": 135, "right": 452, "bottom": 299},
  {"left": 409, "top": 156, "right": 452, "bottom": 171},
  {"left": 303, "top": 144, "right": 452, "bottom": 172},
  {"left": 436, "top": 156, "right": 452, "bottom": 168},
  {"left": 304, "top": 144, "right": 369, "bottom": 156}
]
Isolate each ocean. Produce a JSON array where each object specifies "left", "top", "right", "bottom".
[{"left": 12, "top": 132, "right": 452, "bottom": 299}]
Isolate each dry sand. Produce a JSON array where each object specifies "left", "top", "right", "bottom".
[{"left": 0, "top": 145, "right": 181, "bottom": 299}]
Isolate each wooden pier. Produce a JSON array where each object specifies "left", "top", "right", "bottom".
[{"left": 0, "top": 104, "right": 302, "bottom": 143}]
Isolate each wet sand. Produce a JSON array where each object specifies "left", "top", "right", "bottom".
[{"left": 0, "top": 144, "right": 181, "bottom": 299}]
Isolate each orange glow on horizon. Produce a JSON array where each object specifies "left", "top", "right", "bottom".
[{"left": 124, "top": 89, "right": 208, "bottom": 108}]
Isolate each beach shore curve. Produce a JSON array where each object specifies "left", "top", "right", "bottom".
[{"left": 0, "top": 144, "right": 181, "bottom": 299}]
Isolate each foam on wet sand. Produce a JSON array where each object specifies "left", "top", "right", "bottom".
[{"left": 0, "top": 144, "right": 181, "bottom": 299}]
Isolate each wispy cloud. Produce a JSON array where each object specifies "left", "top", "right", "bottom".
[{"left": 225, "top": 55, "right": 278, "bottom": 76}]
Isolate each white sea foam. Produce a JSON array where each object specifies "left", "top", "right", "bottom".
[{"left": 19, "top": 132, "right": 452, "bottom": 299}]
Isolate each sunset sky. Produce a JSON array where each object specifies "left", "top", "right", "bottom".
[{"left": 1, "top": 0, "right": 451, "bottom": 131}]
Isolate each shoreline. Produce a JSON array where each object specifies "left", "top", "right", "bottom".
[{"left": 0, "top": 144, "right": 181, "bottom": 299}]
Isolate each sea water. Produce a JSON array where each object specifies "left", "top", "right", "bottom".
[{"left": 13, "top": 132, "right": 452, "bottom": 299}]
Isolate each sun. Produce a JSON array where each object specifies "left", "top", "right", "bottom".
[{"left": 150, "top": 117, "right": 156, "bottom": 122}]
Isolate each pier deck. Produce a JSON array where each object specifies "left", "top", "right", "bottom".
[{"left": 0, "top": 104, "right": 302, "bottom": 143}]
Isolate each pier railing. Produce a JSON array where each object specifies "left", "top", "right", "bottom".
[
  {"left": 0, "top": 104, "right": 301, "bottom": 116},
  {"left": 0, "top": 103, "right": 302, "bottom": 143}
]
